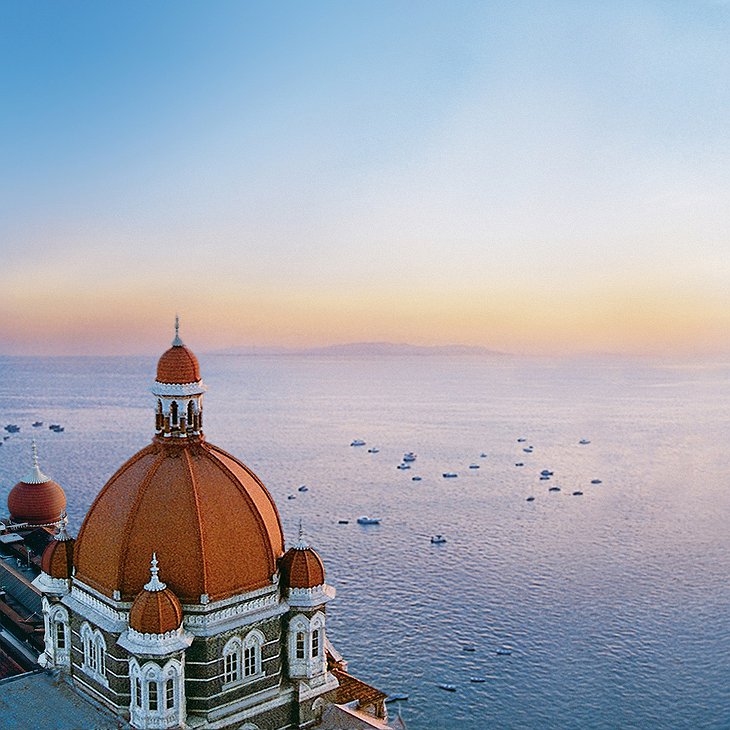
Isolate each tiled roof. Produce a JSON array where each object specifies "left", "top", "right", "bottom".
[
  {"left": 41, "top": 537, "right": 74, "bottom": 579},
  {"left": 7, "top": 479, "right": 66, "bottom": 525},
  {"left": 156, "top": 344, "right": 200, "bottom": 384},
  {"left": 333, "top": 668, "right": 388, "bottom": 708},
  {"left": 130, "top": 586, "right": 183, "bottom": 634},
  {"left": 74, "top": 439, "right": 285, "bottom": 603},
  {"left": 279, "top": 545, "right": 325, "bottom": 589}
]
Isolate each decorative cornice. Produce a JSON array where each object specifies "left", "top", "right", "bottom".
[
  {"left": 151, "top": 381, "right": 206, "bottom": 397},
  {"left": 183, "top": 592, "right": 286, "bottom": 635},
  {"left": 32, "top": 571, "right": 70, "bottom": 596},
  {"left": 118, "top": 625, "right": 193, "bottom": 656},
  {"left": 288, "top": 583, "right": 336, "bottom": 608}
]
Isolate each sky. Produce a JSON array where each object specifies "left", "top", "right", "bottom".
[{"left": 1, "top": 0, "right": 729, "bottom": 356}]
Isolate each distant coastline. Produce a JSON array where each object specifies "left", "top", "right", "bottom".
[{"left": 210, "top": 341, "right": 510, "bottom": 357}]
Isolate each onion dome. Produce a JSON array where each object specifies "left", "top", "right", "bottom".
[
  {"left": 7, "top": 442, "right": 66, "bottom": 525},
  {"left": 279, "top": 527, "right": 326, "bottom": 589},
  {"left": 40, "top": 522, "right": 75, "bottom": 579},
  {"left": 74, "top": 439, "right": 285, "bottom": 603},
  {"left": 156, "top": 316, "right": 201, "bottom": 384},
  {"left": 129, "top": 554, "right": 183, "bottom": 635}
]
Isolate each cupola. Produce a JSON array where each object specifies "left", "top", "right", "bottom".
[
  {"left": 7, "top": 442, "right": 66, "bottom": 525},
  {"left": 280, "top": 536, "right": 326, "bottom": 590},
  {"left": 129, "top": 554, "right": 183, "bottom": 635},
  {"left": 41, "top": 522, "right": 75, "bottom": 579},
  {"left": 152, "top": 317, "right": 206, "bottom": 439}
]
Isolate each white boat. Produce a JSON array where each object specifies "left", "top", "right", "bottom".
[
  {"left": 350, "top": 439, "right": 366, "bottom": 446},
  {"left": 298, "top": 485, "right": 309, "bottom": 492},
  {"left": 579, "top": 439, "right": 591, "bottom": 445},
  {"left": 357, "top": 516, "right": 381, "bottom": 525},
  {"left": 496, "top": 647, "right": 513, "bottom": 656},
  {"left": 438, "top": 684, "right": 457, "bottom": 692},
  {"left": 385, "top": 693, "right": 409, "bottom": 703},
  {"left": 442, "top": 472, "right": 458, "bottom": 478},
  {"left": 367, "top": 447, "right": 380, "bottom": 453},
  {"left": 397, "top": 463, "right": 411, "bottom": 470},
  {"left": 431, "top": 535, "right": 447, "bottom": 544},
  {"left": 480, "top": 452, "right": 488, "bottom": 458},
  {"left": 470, "top": 677, "right": 486, "bottom": 683},
  {"left": 402, "top": 452, "right": 416, "bottom": 462}
]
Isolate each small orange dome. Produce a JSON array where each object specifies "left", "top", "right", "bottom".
[
  {"left": 156, "top": 344, "right": 201, "bottom": 384},
  {"left": 8, "top": 448, "right": 66, "bottom": 525},
  {"left": 41, "top": 526, "right": 75, "bottom": 579},
  {"left": 279, "top": 543, "right": 326, "bottom": 589},
  {"left": 129, "top": 556, "right": 183, "bottom": 635}
]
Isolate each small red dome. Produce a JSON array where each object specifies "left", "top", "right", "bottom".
[
  {"left": 279, "top": 544, "right": 326, "bottom": 589},
  {"left": 8, "top": 479, "right": 66, "bottom": 525},
  {"left": 41, "top": 533, "right": 75, "bottom": 579},
  {"left": 156, "top": 344, "right": 201, "bottom": 384},
  {"left": 130, "top": 586, "right": 183, "bottom": 635}
]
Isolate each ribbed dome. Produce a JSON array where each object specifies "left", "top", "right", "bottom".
[
  {"left": 279, "top": 544, "right": 326, "bottom": 589},
  {"left": 156, "top": 344, "right": 201, "bottom": 384},
  {"left": 74, "top": 439, "right": 285, "bottom": 603},
  {"left": 8, "top": 453, "right": 66, "bottom": 526},
  {"left": 41, "top": 527, "right": 75, "bottom": 579}
]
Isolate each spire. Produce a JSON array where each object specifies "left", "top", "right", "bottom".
[
  {"left": 172, "top": 314, "right": 183, "bottom": 347},
  {"left": 295, "top": 519, "right": 309, "bottom": 550},
  {"left": 144, "top": 552, "right": 167, "bottom": 592},
  {"left": 23, "top": 440, "right": 50, "bottom": 485},
  {"left": 54, "top": 519, "right": 72, "bottom": 542}
]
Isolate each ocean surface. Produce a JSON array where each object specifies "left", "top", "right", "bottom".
[{"left": 0, "top": 354, "right": 729, "bottom": 729}]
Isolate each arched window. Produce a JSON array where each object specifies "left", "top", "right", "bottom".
[
  {"left": 148, "top": 679, "right": 158, "bottom": 711},
  {"left": 135, "top": 677, "right": 142, "bottom": 708},
  {"left": 165, "top": 677, "right": 175, "bottom": 709},
  {"left": 55, "top": 620, "right": 66, "bottom": 650},
  {"left": 170, "top": 401, "right": 178, "bottom": 424},
  {"left": 223, "top": 637, "right": 242, "bottom": 685},
  {"left": 311, "top": 628, "right": 320, "bottom": 658},
  {"left": 187, "top": 400, "right": 194, "bottom": 425},
  {"left": 296, "top": 631, "right": 305, "bottom": 659},
  {"left": 95, "top": 633, "right": 106, "bottom": 676},
  {"left": 81, "top": 623, "right": 95, "bottom": 672},
  {"left": 243, "top": 630, "right": 264, "bottom": 678}
]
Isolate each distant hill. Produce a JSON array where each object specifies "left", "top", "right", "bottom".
[{"left": 212, "top": 342, "right": 508, "bottom": 357}]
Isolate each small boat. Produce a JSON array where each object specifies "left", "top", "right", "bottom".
[
  {"left": 385, "top": 693, "right": 409, "bottom": 703},
  {"left": 591, "top": 479, "right": 602, "bottom": 484},
  {"left": 442, "top": 472, "right": 458, "bottom": 478},
  {"left": 397, "top": 463, "right": 411, "bottom": 470},
  {"left": 367, "top": 447, "right": 380, "bottom": 453},
  {"left": 496, "top": 647, "right": 513, "bottom": 656},
  {"left": 572, "top": 491, "right": 584, "bottom": 496},
  {"left": 515, "top": 462, "right": 524, "bottom": 467},
  {"left": 50, "top": 426, "right": 65, "bottom": 432},
  {"left": 539, "top": 476, "right": 550, "bottom": 481},
  {"left": 338, "top": 519, "right": 349, "bottom": 524},
  {"left": 462, "top": 643, "right": 476, "bottom": 652},
  {"left": 526, "top": 496, "right": 535, "bottom": 502},
  {"left": 287, "top": 495, "right": 296, "bottom": 500},
  {"left": 49, "top": 424, "right": 60, "bottom": 430},
  {"left": 431, "top": 535, "right": 447, "bottom": 544},
  {"left": 578, "top": 439, "right": 591, "bottom": 445},
  {"left": 548, "top": 486, "right": 561, "bottom": 492},
  {"left": 2, "top": 436, "right": 8, "bottom": 441},
  {"left": 437, "top": 684, "right": 457, "bottom": 692},
  {"left": 469, "top": 464, "right": 480, "bottom": 469},
  {"left": 517, "top": 437, "right": 526, "bottom": 442},
  {"left": 357, "top": 516, "right": 381, "bottom": 525},
  {"left": 350, "top": 439, "right": 366, "bottom": 446},
  {"left": 4, "top": 424, "right": 20, "bottom": 433},
  {"left": 411, "top": 476, "right": 422, "bottom": 481},
  {"left": 523, "top": 447, "right": 533, "bottom": 453},
  {"left": 480, "top": 452, "right": 487, "bottom": 458},
  {"left": 402, "top": 452, "right": 416, "bottom": 462},
  {"left": 32, "top": 421, "right": 43, "bottom": 428},
  {"left": 540, "top": 470, "right": 554, "bottom": 476},
  {"left": 470, "top": 677, "right": 487, "bottom": 683},
  {"left": 298, "top": 485, "right": 309, "bottom": 492}
]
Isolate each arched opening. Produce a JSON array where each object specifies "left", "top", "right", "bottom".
[{"left": 170, "top": 401, "right": 178, "bottom": 425}]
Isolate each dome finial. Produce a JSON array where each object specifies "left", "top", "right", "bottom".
[
  {"left": 172, "top": 314, "right": 183, "bottom": 347},
  {"left": 144, "top": 552, "right": 167, "bottom": 592},
  {"left": 55, "top": 518, "right": 72, "bottom": 542},
  {"left": 24, "top": 440, "right": 50, "bottom": 484},
  {"left": 295, "top": 519, "right": 309, "bottom": 550}
]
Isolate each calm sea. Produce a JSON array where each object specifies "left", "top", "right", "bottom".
[{"left": 1, "top": 354, "right": 729, "bottom": 729}]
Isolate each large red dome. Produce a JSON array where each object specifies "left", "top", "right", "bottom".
[
  {"left": 8, "top": 478, "right": 66, "bottom": 525},
  {"left": 74, "top": 439, "right": 285, "bottom": 603}
]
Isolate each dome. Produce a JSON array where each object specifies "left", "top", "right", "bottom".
[
  {"left": 279, "top": 542, "right": 326, "bottom": 589},
  {"left": 7, "top": 446, "right": 66, "bottom": 525},
  {"left": 40, "top": 525, "right": 75, "bottom": 579},
  {"left": 156, "top": 344, "right": 200, "bottom": 384},
  {"left": 74, "top": 439, "right": 285, "bottom": 603},
  {"left": 129, "top": 555, "right": 183, "bottom": 635}
]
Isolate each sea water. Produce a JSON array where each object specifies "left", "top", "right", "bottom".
[{"left": 0, "top": 354, "right": 728, "bottom": 730}]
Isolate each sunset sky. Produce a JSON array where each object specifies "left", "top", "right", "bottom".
[{"left": 1, "top": 1, "right": 729, "bottom": 356}]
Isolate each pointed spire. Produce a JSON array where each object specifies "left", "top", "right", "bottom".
[
  {"left": 172, "top": 315, "right": 184, "bottom": 347},
  {"left": 23, "top": 440, "right": 50, "bottom": 485},
  {"left": 295, "top": 518, "right": 309, "bottom": 550},
  {"left": 54, "top": 518, "right": 72, "bottom": 542},
  {"left": 144, "top": 552, "right": 167, "bottom": 592}
]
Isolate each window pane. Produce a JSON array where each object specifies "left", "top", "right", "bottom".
[
  {"left": 312, "top": 629, "right": 319, "bottom": 658},
  {"left": 296, "top": 632, "right": 305, "bottom": 659},
  {"left": 166, "top": 678, "right": 175, "bottom": 709},
  {"left": 148, "top": 681, "right": 158, "bottom": 711},
  {"left": 56, "top": 622, "right": 66, "bottom": 649}
]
